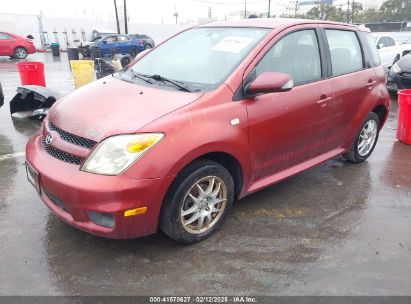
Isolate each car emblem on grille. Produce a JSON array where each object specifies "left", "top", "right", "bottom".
[{"left": 45, "top": 133, "right": 53, "bottom": 145}]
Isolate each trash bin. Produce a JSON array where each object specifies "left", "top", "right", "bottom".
[
  {"left": 67, "top": 48, "right": 79, "bottom": 61},
  {"left": 70, "top": 60, "right": 95, "bottom": 88},
  {"left": 50, "top": 42, "right": 60, "bottom": 57},
  {"left": 397, "top": 89, "right": 411, "bottom": 145},
  {"left": 16, "top": 62, "right": 46, "bottom": 87}
]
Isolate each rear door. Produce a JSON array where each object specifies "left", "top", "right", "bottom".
[
  {"left": 102, "top": 35, "right": 118, "bottom": 56},
  {"left": 245, "top": 27, "right": 334, "bottom": 183},
  {"left": 323, "top": 27, "right": 377, "bottom": 149},
  {"left": 117, "top": 35, "right": 131, "bottom": 53}
]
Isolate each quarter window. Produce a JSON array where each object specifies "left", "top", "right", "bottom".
[
  {"left": 325, "top": 30, "right": 363, "bottom": 76},
  {"left": 360, "top": 32, "right": 381, "bottom": 67},
  {"left": 255, "top": 30, "right": 322, "bottom": 85}
]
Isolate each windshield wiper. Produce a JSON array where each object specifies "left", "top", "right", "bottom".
[
  {"left": 145, "top": 74, "right": 192, "bottom": 92},
  {"left": 130, "top": 71, "right": 154, "bottom": 84}
]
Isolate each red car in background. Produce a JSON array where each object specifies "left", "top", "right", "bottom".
[{"left": 0, "top": 32, "right": 36, "bottom": 59}]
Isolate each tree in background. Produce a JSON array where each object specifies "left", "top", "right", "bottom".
[
  {"left": 294, "top": 0, "right": 411, "bottom": 23},
  {"left": 378, "top": 0, "right": 411, "bottom": 21},
  {"left": 305, "top": 4, "right": 344, "bottom": 21}
]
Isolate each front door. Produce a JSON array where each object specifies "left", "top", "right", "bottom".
[
  {"left": 0, "top": 33, "right": 14, "bottom": 56},
  {"left": 245, "top": 29, "right": 333, "bottom": 183}
]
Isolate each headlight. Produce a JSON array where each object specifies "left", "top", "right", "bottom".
[
  {"left": 392, "top": 63, "right": 401, "bottom": 74},
  {"left": 81, "top": 133, "right": 164, "bottom": 175}
]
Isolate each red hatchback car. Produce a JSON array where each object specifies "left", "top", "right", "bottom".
[
  {"left": 26, "top": 19, "right": 390, "bottom": 244},
  {"left": 0, "top": 31, "right": 36, "bottom": 59}
]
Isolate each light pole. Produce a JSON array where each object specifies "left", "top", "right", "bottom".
[
  {"left": 294, "top": 1, "right": 299, "bottom": 17},
  {"left": 123, "top": 0, "right": 128, "bottom": 34},
  {"left": 174, "top": 5, "right": 179, "bottom": 24},
  {"left": 114, "top": 0, "right": 120, "bottom": 34},
  {"left": 268, "top": 0, "right": 271, "bottom": 17}
]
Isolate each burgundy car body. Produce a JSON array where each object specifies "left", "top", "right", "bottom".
[
  {"left": 0, "top": 32, "right": 36, "bottom": 57},
  {"left": 26, "top": 19, "right": 390, "bottom": 239}
]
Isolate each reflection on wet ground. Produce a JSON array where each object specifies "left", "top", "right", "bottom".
[{"left": 0, "top": 54, "right": 410, "bottom": 295}]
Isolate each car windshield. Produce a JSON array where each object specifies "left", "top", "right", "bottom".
[{"left": 125, "top": 27, "right": 270, "bottom": 92}]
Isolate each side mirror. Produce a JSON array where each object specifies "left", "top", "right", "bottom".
[
  {"left": 102, "top": 40, "right": 107, "bottom": 44},
  {"left": 377, "top": 43, "right": 384, "bottom": 49},
  {"left": 246, "top": 72, "right": 293, "bottom": 97}
]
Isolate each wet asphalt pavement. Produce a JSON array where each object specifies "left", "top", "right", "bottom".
[{"left": 0, "top": 53, "right": 410, "bottom": 296}]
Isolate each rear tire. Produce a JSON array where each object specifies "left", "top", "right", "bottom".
[
  {"left": 160, "top": 159, "right": 234, "bottom": 244},
  {"left": 344, "top": 112, "right": 380, "bottom": 163},
  {"left": 14, "top": 47, "right": 28, "bottom": 59}
]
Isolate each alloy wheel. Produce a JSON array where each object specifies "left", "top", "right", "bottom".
[
  {"left": 357, "top": 119, "right": 378, "bottom": 157},
  {"left": 180, "top": 176, "right": 227, "bottom": 234},
  {"left": 16, "top": 48, "right": 27, "bottom": 59}
]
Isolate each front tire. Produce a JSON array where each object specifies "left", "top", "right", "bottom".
[
  {"left": 160, "top": 159, "right": 234, "bottom": 244},
  {"left": 129, "top": 47, "right": 138, "bottom": 57},
  {"left": 344, "top": 112, "right": 380, "bottom": 163},
  {"left": 14, "top": 47, "right": 28, "bottom": 59}
]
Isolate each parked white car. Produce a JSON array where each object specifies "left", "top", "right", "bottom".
[
  {"left": 373, "top": 34, "right": 400, "bottom": 67},
  {"left": 373, "top": 33, "right": 411, "bottom": 68}
]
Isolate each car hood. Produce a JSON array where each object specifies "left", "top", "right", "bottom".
[{"left": 48, "top": 76, "right": 203, "bottom": 142}]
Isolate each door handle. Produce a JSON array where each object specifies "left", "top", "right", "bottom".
[
  {"left": 366, "top": 80, "right": 377, "bottom": 88},
  {"left": 316, "top": 96, "right": 333, "bottom": 106}
]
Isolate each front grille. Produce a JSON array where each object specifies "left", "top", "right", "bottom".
[
  {"left": 42, "top": 137, "right": 82, "bottom": 165},
  {"left": 48, "top": 122, "right": 97, "bottom": 149},
  {"left": 45, "top": 190, "right": 68, "bottom": 213}
]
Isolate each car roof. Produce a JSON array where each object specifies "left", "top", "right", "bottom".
[{"left": 198, "top": 18, "right": 366, "bottom": 31}]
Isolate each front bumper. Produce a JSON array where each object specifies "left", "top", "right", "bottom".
[
  {"left": 26, "top": 133, "right": 174, "bottom": 239},
  {"left": 387, "top": 70, "right": 411, "bottom": 93}
]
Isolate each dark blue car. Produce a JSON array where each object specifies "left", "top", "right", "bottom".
[{"left": 88, "top": 34, "right": 146, "bottom": 58}]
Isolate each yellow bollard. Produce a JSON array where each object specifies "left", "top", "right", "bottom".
[{"left": 70, "top": 60, "right": 95, "bottom": 88}]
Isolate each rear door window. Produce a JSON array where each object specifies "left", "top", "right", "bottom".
[
  {"left": 255, "top": 29, "right": 322, "bottom": 85},
  {"left": 118, "top": 35, "right": 129, "bottom": 42},
  {"left": 325, "top": 29, "right": 363, "bottom": 76},
  {"left": 378, "top": 37, "right": 387, "bottom": 48},
  {"left": 385, "top": 36, "right": 396, "bottom": 46},
  {"left": 0, "top": 33, "right": 12, "bottom": 40},
  {"left": 106, "top": 36, "right": 118, "bottom": 44}
]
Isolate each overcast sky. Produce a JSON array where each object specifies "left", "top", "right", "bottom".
[{"left": 0, "top": 0, "right": 295, "bottom": 24}]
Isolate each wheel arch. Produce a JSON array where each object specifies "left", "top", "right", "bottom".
[
  {"left": 197, "top": 152, "right": 243, "bottom": 198},
  {"left": 372, "top": 104, "right": 389, "bottom": 129},
  {"left": 165, "top": 151, "right": 245, "bottom": 201},
  {"left": 14, "top": 45, "right": 27, "bottom": 53}
]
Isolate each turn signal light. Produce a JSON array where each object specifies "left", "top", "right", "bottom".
[
  {"left": 126, "top": 136, "right": 159, "bottom": 153},
  {"left": 124, "top": 207, "right": 148, "bottom": 217}
]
